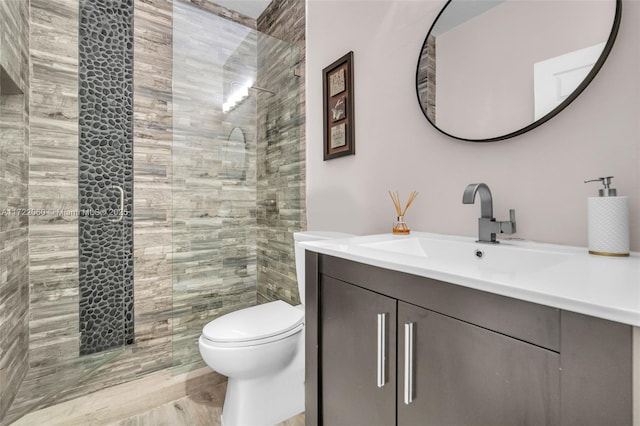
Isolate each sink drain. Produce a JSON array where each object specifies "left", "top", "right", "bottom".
[{"left": 474, "top": 249, "right": 484, "bottom": 259}]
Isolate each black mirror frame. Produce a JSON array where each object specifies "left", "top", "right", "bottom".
[{"left": 416, "top": 0, "right": 622, "bottom": 143}]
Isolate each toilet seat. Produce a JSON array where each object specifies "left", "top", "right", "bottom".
[{"left": 202, "top": 300, "right": 304, "bottom": 348}]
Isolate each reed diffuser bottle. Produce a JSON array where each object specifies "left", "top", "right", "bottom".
[{"left": 389, "top": 190, "right": 419, "bottom": 235}]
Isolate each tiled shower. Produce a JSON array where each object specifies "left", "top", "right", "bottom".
[{"left": 0, "top": 0, "right": 305, "bottom": 423}]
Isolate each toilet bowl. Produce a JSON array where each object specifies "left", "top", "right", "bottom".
[
  {"left": 198, "top": 231, "right": 353, "bottom": 426},
  {"left": 199, "top": 301, "right": 305, "bottom": 426}
]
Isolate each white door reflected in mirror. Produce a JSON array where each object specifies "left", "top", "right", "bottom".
[{"left": 534, "top": 42, "right": 605, "bottom": 120}]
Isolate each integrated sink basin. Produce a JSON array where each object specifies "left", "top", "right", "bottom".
[
  {"left": 359, "top": 236, "right": 573, "bottom": 275},
  {"left": 300, "top": 231, "right": 640, "bottom": 327}
]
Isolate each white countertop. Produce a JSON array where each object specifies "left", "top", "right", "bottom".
[{"left": 301, "top": 232, "right": 640, "bottom": 327}]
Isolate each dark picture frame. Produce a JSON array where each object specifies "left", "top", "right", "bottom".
[{"left": 323, "top": 51, "right": 355, "bottom": 160}]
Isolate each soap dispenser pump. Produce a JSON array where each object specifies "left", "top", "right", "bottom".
[{"left": 584, "top": 176, "right": 629, "bottom": 257}]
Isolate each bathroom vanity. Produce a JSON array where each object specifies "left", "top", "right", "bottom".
[{"left": 302, "top": 233, "right": 640, "bottom": 426}]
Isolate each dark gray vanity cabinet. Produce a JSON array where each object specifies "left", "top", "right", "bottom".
[
  {"left": 398, "top": 302, "right": 559, "bottom": 425},
  {"left": 321, "top": 276, "right": 397, "bottom": 426},
  {"left": 305, "top": 252, "right": 633, "bottom": 426},
  {"left": 319, "top": 276, "right": 559, "bottom": 426}
]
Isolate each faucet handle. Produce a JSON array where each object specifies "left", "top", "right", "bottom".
[
  {"left": 498, "top": 209, "right": 517, "bottom": 235},
  {"left": 509, "top": 209, "right": 516, "bottom": 233}
]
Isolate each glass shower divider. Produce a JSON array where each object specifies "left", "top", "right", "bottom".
[{"left": 171, "top": 0, "right": 302, "bottom": 373}]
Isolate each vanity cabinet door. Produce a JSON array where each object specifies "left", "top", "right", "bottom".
[
  {"left": 320, "top": 276, "right": 397, "bottom": 426},
  {"left": 397, "top": 302, "right": 560, "bottom": 426}
]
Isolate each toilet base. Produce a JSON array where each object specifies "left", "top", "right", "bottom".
[{"left": 220, "top": 354, "right": 304, "bottom": 426}]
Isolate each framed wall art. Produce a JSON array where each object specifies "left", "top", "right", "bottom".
[{"left": 323, "top": 51, "right": 355, "bottom": 160}]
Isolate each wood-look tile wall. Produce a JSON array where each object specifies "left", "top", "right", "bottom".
[
  {"left": 417, "top": 34, "right": 436, "bottom": 123},
  {"left": 4, "top": 1, "right": 176, "bottom": 422},
  {"left": 256, "top": 0, "right": 306, "bottom": 305},
  {"left": 5, "top": 1, "right": 83, "bottom": 422},
  {"left": 16, "top": 3, "right": 176, "bottom": 415},
  {"left": 131, "top": 0, "right": 173, "bottom": 371},
  {"left": 0, "top": 0, "right": 28, "bottom": 91},
  {"left": 3, "top": 0, "right": 306, "bottom": 422},
  {"left": 0, "top": 0, "right": 29, "bottom": 420}
]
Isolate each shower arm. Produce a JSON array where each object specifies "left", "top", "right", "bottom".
[
  {"left": 229, "top": 81, "right": 275, "bottom": 96},
  {"left": 249, "top": 85, "right": 275, "bottom": 95}
]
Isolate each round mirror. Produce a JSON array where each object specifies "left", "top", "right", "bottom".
[
  {"left": 222, "top": 127, "right": 247, "bottom": 180},
  {"left": 416, "top": 0, "right": 621, "bottom": 142}
]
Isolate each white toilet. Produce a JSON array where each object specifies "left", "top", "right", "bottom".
[{"left": 198, "top": 231, "right": 352, "bottom": 426}]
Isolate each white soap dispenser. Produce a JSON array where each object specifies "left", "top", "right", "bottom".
[{"left": 584, "top": 176, "right": 629, "bottom": 257}]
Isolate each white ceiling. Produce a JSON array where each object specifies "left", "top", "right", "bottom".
[
  {"left": 431, "top": 0, "right": 505, "bottom": 37},
  {"left": 214, "top": 0, "right": 272, "bottom": 19}
]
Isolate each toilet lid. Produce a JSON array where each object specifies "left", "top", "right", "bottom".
[{"left": 202, "top": 300, "right": 304, "bottom": 344}]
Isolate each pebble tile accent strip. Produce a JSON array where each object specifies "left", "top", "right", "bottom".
[{"left": 78, "top": 0, "right": 135, "bottom": 355}]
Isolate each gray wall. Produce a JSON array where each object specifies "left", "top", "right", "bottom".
[
  {"left": 306, "top": 0, "right": 640, "bottom": 251},
  {"left": 0, "top": 0, "right": 29, "bottom": 419}
]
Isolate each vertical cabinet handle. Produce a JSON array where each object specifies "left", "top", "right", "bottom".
[
  {"left": 404, "top": 322, "right": 415, "bottom": 405},
  {"left": 377, "top": 313, "right": 387, "bottom": 388}
]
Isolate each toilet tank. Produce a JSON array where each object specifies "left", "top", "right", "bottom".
[{"left": 293, "top": 231, "right": 353, "bottom": 304}]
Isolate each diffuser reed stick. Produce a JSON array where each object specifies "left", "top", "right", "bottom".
[{"left": 389, "top": 190, "right": 419, "bottom": 234}]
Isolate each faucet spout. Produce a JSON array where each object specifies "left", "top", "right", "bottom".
[
  {"left": 462, "top": 183, "right": 493, "bottom": 219},
  {"left": 463, "top": 183, "right": 516, "bottom": 244}
]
